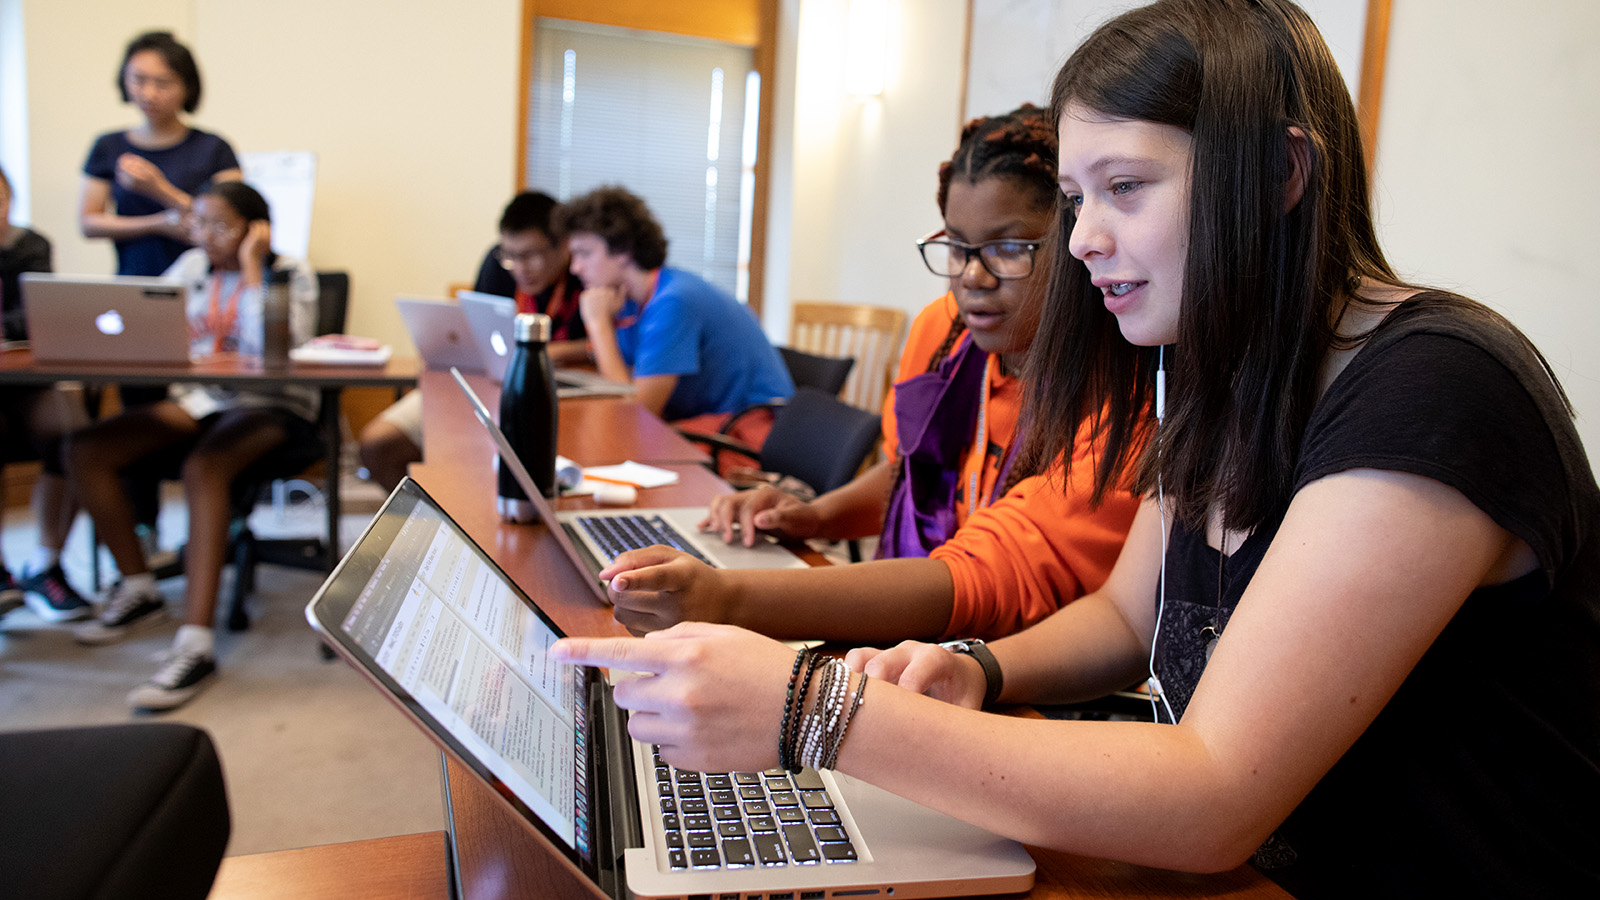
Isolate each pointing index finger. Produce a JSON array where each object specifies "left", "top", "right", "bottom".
[{"left": 551, "top": 636, "right": 670, "bottom": 674}]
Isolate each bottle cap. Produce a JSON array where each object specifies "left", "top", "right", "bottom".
[{"left": 514, "top": 312, "right": 552, "bottom": 344}]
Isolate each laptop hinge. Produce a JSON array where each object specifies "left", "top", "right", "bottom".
[{"left": 592, "top": 680, "right": 643, "bottom": 899}]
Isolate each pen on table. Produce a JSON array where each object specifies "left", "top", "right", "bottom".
[{"left": 585, "top": 474, "right": 646, "bottom": 489}]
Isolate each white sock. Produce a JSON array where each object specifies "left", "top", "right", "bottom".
[
  {"left": 25, "top": 547, "right": 61, "bottom": 577},
  {"left": 174, "top": 624, "right": 215, "bottom": 656},
  {"left": 122, "top": 572, "right": 157, "bottom": 594}
]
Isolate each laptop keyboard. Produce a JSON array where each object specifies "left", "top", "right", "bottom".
[
  {"left": 651, "top": 746, "right": 859, "bottom": 870},
  {"left": 578, "top": 514, "right": 712, "bottom": 565}
]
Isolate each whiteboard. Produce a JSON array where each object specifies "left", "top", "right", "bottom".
[
  {"left": 966, "top": 0, "right": 1370, "bottom": 121},
  {"left": 240, "top": 150, "right": 317, "bottom": 262}
]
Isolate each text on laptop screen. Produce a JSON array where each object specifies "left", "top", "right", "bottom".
[{"left": 336, "top": 495, "right": 590, "bottom": 857}]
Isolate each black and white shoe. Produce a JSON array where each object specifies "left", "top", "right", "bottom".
[
  {"left": 127, "top": 647, "right": 217, "bottom": 711},
  {"left": 74, "top": 581, "right": 167, "bottom": 646}
]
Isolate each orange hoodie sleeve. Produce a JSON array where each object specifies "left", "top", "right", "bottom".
[{"left": 931, "top": 436, "right": 1140, "bottom": 640}]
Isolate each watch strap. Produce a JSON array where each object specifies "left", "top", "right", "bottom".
[{"left": 943, "top": 639, "right": 1003, "bottom": 708}]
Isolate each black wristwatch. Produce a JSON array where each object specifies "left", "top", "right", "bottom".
[{"left": 940, "top": 639, "right": 1003, "bottom": 708}]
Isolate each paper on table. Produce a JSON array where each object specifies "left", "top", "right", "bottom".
[
  {"left": 580, "top": 460, "right": 679, "bottom": 489},
  {"left": 287, "top": 344, "right": 392, "bottom": 366}
]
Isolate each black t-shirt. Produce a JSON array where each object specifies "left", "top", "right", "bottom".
[
  {"left": 82, "top": 128, "right": 239, "bottom": 276},
  {"left": 1155, "top": 293, "right": 1600, "bottom": 898},
  {"left": 0, "top": 227, "right": 51, "bottom": 341},
  {"left": 471, "top": 244, "right": 587, "bottom": 343}
]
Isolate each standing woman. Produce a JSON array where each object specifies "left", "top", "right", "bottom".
[
  {"left": 80, "top": 30, "right": 241, "bottom": 277},
  {"left": 553, "top": 1, "right": 1600, "bottom": 896},
  {"left": 80, "top": 30, "right": 242, "bottom": 548}
]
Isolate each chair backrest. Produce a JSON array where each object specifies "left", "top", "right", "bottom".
[
  {"left": 789, "top": 301, "right": 907, "bottom": 414},
  {"left": 314, "top": 271, "right": 350, "bottom": 336},
  {"left": 776, "top": 346, "right": 855, "bottom": 397},
  {"left": 759, "top": 387, "right": 882, "bottom": 496}
]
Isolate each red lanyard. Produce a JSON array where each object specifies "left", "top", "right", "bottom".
[
  {"left": 517, "top": 277, "right": 568, "bottom": 320},
  {"left": 203, "top": 274, "right": 244, "bottom": 353}
]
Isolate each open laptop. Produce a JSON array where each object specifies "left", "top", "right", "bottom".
[
  {"left": 396, "top": 298, "right": 487, "bottom": 374},
  {"left": 21, "top": 273, "right": 191, "bottom": 365},
  {"left": 458, "top": 289, "right": 634, "bottom": 397},
  {"left": 305, "top": 477, "right": 1036, "bottom": 900},
  {"left": 449, "top": 368, "right": 806, "bottom": 609}
]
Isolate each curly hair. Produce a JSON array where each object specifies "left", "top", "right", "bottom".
[{"left": 554, "top": 186, "right": 668, "bottom": 270}]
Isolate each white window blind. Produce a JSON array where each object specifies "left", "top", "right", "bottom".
[{"left": 528, "top": 19, "right": 757, "bottom": 299}]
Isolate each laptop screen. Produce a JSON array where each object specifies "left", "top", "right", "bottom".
[{"left": 307, "top": 480, "right": 598, "bottom": 869}]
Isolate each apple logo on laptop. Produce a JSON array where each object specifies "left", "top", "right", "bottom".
[
  {"left": 489, "top": 330, "right": 508, "bottom": 357},
  {"left": 95, "top": 310, "right": 125, "bottom": 336}
]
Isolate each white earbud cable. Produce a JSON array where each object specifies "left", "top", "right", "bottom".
[{"left": 1148, "top": 345, "right": 1178, "bottom": 724}]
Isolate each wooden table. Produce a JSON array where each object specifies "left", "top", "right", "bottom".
[
  {"left": 421, "top": 368, "right": 709, "bottom": 468},
  {"left": 0, "top": 348, "right": 419, "bottom": 574},
  {"left": 208, "top": 831, "right": 452, "bottom": 900},
  {"left": 410, "top": 374, "right": 1296, "bottom": 900}
]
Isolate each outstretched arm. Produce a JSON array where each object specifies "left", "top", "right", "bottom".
[
  {"left": 600, "top": 546, "right": 954, "bottom": 640},
  {"left": 558, "top": 469, "right": 1522, "bottom": 871}
]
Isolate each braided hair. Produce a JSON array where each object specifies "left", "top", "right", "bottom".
[
  {"left": 924, "top": 104, "right": 1058, "bottom": 377},
  {"left": 892, "top": 103, "right": 1060, "bottom": 510}
]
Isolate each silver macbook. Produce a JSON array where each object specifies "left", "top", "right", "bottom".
[
  {"left": 396, "top": 297, "right": 487, "bottom": 374},
  {"left": 449, "top": 368, "right": 806, "bottom": 608},
  {"left": 305, "top": 477, "right": 1036, "bottom": 900},
  {"left": 457, "top": 290, "right": 518, "bottom": 381},
  {"left": 459, "top": 289, "right": 633, "bottom": 397},
  {"left": 21, "top": 273, "right": 190, "bottom": 365}
]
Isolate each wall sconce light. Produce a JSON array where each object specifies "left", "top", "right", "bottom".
[{"left": 845, "top": 0, "right": 887, "bottom": 97}]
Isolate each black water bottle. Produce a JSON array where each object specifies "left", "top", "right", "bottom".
[
  {"left": 261, "top": 268, "right": 292, "bottom": 370},
  {"left": 497, "top": 312, "right": 558, "bottom": 522}
]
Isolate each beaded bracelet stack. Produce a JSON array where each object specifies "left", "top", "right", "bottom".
[{"left": 777, "top": 647, "right": 869, "bottom": 773}]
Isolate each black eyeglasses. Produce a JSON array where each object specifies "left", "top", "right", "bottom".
[{"left": 915, "top": 229, "right": 1042, "bottom": 280}]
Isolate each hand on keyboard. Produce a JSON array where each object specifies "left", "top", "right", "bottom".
[{"left": 600, "top": 546, "right": 735, "bottom": 635}]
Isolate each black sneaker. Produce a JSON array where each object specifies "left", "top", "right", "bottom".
[
  {"left": 127, "top": 647, "right": 217, "bottom": 711},
  {"left": 20, "top": 564, "right": 93, "bottom": 623},
  {"left": 74, "top": 581, "right": 167, "bottom": 646},
  {"left": 0, "top": 569, "right": 22, "bottom": 619}
]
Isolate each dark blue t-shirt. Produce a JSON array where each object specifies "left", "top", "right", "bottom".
[
  {"left": 83, "top": 128, "right": 240, "bottom": 276},
  {"left": 613, "top": 267, "right": 793, "bottom": 421}
]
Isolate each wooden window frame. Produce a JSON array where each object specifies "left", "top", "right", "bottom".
[{"left": 516, "top": 0, "right": 777, "bottom": 316}]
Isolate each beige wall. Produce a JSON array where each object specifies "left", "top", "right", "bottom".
[
  {"left": 13, "top": 1, "right": 1600, "bottom": 458},
  {"left": 1373, "top": 0, "right": 1600, "bottom": 458},
  {"left": 21, "top": 0, "right": 522, "bottom": 349},
  {"left": 770, "top": 0, "right": 966, "bottom": 340}
]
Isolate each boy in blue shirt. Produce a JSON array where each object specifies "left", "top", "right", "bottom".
[{"left": 559, "top": 186, "right": 792, "bottom": 441}]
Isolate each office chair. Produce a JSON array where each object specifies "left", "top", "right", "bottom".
[
  {"left": 219, "top": 270, "right": 352, "bottom": 629},
  {"left": 1, "top": 722, "right": 230, "bottom": 900},
  {"left": 681, "top": 387, "right": 882, "bottom": 560},
  {"left": 775, "top": 345, "right": 855, "bottom": 397}
]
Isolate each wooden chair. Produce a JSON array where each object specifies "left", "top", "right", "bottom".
[{"left": 788, "top": 301, "right": 907, "bottom": 414}]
